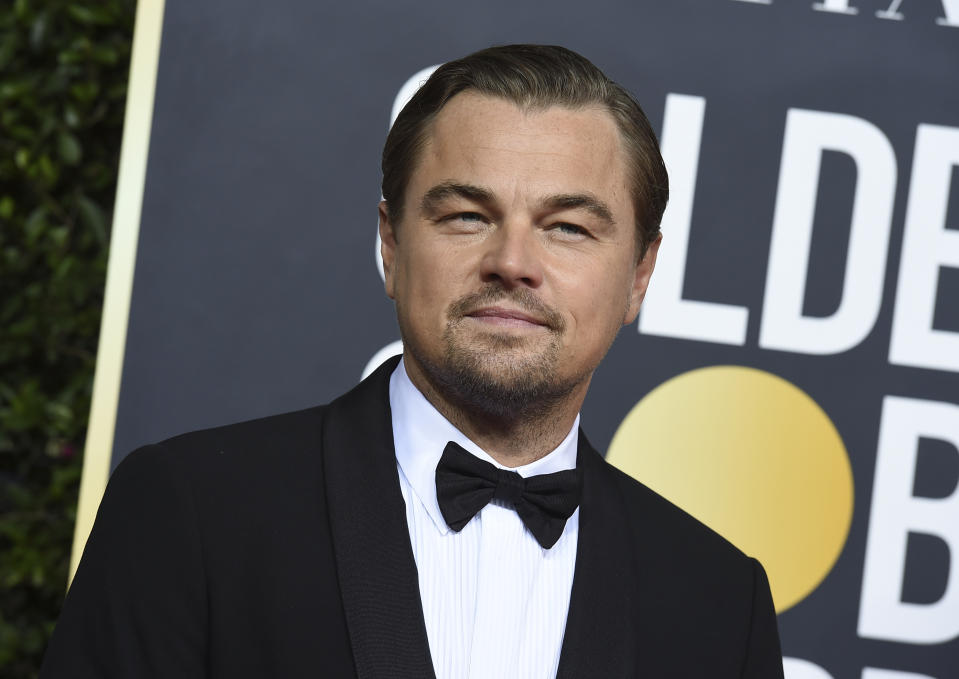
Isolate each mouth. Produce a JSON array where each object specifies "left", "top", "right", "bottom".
[
  {"left": 448, "top": 286, "right": 565, "bottom": 334},
  {"left": 465, "top": 306, "right": 549, "bottom": 329}
]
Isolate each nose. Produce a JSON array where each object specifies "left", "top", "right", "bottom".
[{"left": 479, "top": 222, "right": 544, "bottom": 289}]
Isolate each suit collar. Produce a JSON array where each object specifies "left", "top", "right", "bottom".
[{"left": 322, "top": 355, "right": 436, "bottom": 679}]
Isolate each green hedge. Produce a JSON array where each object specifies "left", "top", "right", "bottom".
[{"left": 0, "top": 1, "right": 135, "bottom": 675}]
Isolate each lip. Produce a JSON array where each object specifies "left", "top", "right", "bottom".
[{"left": 466, "top": 306, "right": 548, "bottom": 327}]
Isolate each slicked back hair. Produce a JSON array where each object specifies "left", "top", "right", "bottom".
[{"left": 381, "top": 44, "right": 669, "bottom": 258}]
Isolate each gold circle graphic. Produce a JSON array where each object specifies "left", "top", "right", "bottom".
[{"left": 607, "top": 366, "right": 853, "bottom": 613}]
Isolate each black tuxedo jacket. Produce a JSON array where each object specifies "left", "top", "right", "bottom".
[{"left": 42, "top": 357, "right": 783, "bottom": 678}]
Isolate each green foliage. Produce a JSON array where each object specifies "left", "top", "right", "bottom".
[{"left": 0, "top": 1, "right": 135, "bottom": 675}]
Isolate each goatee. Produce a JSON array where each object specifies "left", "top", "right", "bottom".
[{"left": 409, "top": 285, "right": 581, "bottom": 421}]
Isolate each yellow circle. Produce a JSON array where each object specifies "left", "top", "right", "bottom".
[{"left": 607, "top": 365, "right": 853, "bottom": 613}]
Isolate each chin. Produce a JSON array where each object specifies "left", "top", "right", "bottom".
[{"left": 430, "top": 338, "right": 574, "bottom": 419}]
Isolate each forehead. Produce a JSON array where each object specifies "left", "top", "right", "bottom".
[{"left": 410, "top": 92, "right": 632, "bottom": 214}]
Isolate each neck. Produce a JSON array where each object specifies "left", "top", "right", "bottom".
[{"left": 403, "top": 357, "right": 587, "bottom": 468}]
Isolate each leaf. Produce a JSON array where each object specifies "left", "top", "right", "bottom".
[
  {"left": 29, "top": 12, "right": 48, "bottom": 49},
  {"left": 48, "top": 226, "right": 69, "bottom": 248},
  {"left": 53, "top": 254, "right": 75, "bottom": 282},
  {"left": 0, "top": 80, "right": 29, "bottom": 100},
  {"left": 37, "top": 154, "right": 60, "bottom": 186},
  {"left": 0, "top": 196, "right": 13, "bottom": 220},
  {"left": 69, "top": 81, "right": 98, "bottom": 102},
  {"left": 57, "top": 48, "right": 85, "bottom": 66},
  {"left": 50, "top": 464, "right": 81, "bottom": 494},
  {"left": 76, "top": 194, "right": 108, "bottom": 245},
  {"left": 67, "top": 5, "right": 119, "bottom": 26},
  {"left": 1, "top": 108, "right": 19, "bottom": 126},
  {"left": 24, "top": 206, "right": 47, "bottom": 243},
  {"left": 7, "top": 124, "right": 36, "bottom": 143},
  {"left": 66, "top": 5, "right": 100, "bottom": 25},
  {"left": 57, "top": 131, "right": 81, "bottom": 165},
  {"left": 91, "top": 45, "right": 118, "bottom": 65},
  {"left": 63, "top": 104, "right": 80, "bottom": 128},
  {"left": 0, "top": 31, "right": 17, "bottom": 70}
]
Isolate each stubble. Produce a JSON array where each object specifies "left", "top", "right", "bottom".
[{"left": 408, "top": 285, "right": 585, "bottom": 422}]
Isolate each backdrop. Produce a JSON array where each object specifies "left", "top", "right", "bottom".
[{"left": 75, "top": 0, "right": 959, "bottom": 676}]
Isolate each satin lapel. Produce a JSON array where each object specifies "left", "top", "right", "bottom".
[
  {"left": 322, "top": 356, "right": 436, "bottom": 679},
  {"left": 556, "top": 431, "right": 639, "bottom": 678}
]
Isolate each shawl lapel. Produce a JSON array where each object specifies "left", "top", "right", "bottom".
[
  {"left": 322, "top": 356, "right": 437, "bottom": 679},
  {"left": 556, "top": 431, "right": 641, "bottom": 678}
]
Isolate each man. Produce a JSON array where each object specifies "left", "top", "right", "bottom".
[{"left": 42, "top": 45, "right": 784, "bottom": 678}]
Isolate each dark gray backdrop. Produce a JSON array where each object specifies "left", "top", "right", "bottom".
[{"left": 109, "top": 0, "right": 959, "bottom": 675}]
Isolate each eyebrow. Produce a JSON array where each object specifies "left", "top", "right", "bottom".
[
  {"left": 419, "top": 181, "right": 616, "bottom": 225},
  {"left": 543, "top": 193, "right": 615, "bottom": 225},
  {"left": 420, "top": 182, "right": 495, "bottom": 213}
]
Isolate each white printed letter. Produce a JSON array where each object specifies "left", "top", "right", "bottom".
[
  {"left": 859, "top": 396, "right": 959, "bottom": 644},
  {"left": 889, "top": 124, "right": 959, "bottom": 373},
  {"left": 812, "top": 0, "right": 858, "bottom": 14},
  {"left": 639, "top": 94, "right": 749, "bottom": 345},
  {"left": 784, "top": 657, "right": 833, "bottom": 679},
  {"left": 876, "top": 0, "right": 959, "bottom": 25},
  {"left": 863, "top": 669, "right": 937, "bottom": 679},
  {"left": 759, "top": 109, "right": 897, "bottom": 354},
  {"left": 938, "top": 0, "right": 959, "bottom": 26}
]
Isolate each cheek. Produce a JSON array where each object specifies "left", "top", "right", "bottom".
[
  {"left": 566, "top": 270, "right": 632, "bottom": 337},
  {"left": 399, "top": 249, "right": 458, "bottom": 319}
]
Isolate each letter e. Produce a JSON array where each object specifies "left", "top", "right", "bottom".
[{"left": 889, "top": 124, "right": 959, "bottom": 374}]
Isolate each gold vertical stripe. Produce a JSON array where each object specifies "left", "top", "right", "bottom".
[{"left": 69, "top": 0, "right": 167, "bottom": 584}]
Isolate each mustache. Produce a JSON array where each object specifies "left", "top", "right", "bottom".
[{"left": 448, "top": 285, "right": 565, "bottom": 331}]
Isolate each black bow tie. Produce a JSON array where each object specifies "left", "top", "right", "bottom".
[{"left": 435, "top": 441, "right": 583, "bottom": 549}]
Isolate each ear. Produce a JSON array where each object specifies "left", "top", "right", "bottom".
[
  {"left": 378, "top": 200, "right": 398, "bottom": 300},
  {"left": 623, "top": 233, "right": 662, "bottom": 325}
]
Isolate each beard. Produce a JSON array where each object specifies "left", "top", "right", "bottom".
[{"left": 402, "top": 285, "right": 587, "bottom": 421}]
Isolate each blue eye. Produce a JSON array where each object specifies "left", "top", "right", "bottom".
[
  {"left": 554, "top": 223, "right": 586, "bottom": 236},
  {"left": 437, "top": 211, "right": 488, "bottom": 231}
]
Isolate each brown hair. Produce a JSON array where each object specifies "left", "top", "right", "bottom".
[{"left": 381, "top": 44, "right": 668, "bottom": 257}]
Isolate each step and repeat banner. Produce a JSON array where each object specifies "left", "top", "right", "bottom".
[{"left": 77, "top": 0, "right": 958, "bottom": 676}]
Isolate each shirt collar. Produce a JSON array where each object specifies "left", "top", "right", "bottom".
[{"left": 389, "top": 357, "right": 580, "bottom": 535}]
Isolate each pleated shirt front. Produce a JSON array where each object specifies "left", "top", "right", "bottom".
[{"left": 389, "top": 359, "right": 579, "bottom": 679}]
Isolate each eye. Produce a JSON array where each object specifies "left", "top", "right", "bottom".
[
  {"left": 551, "top": 222, "right": 589, "bottom": 237},
  {"left": 454, "top": 212, "right": 485, "bottom": 223},
  {"left": 439, "top": 211, "right": 487, "bottom": 226},
  {"left": 437, "top": 211, "right": 491, "bottom": 233}
]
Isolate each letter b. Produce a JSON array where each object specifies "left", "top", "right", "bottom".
[{"left": 858, "top": 396, "right": 959, "bottom": 644}]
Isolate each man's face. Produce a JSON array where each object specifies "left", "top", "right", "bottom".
[{"left": 379, "top": 91, "right": 660, "bottom": 418}]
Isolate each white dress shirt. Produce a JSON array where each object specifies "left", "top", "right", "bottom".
[{"left": 390, "top": 359, "right": 579, "bottom": 679}]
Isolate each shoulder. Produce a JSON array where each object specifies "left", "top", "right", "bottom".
[
  {"left": 593, "top": 455, "right": 783, "bottom": 676},
  {"left": 109, "top": 356, "right": 398, "bottom": 520},
  {"left": 118, "top": 405, "right": 329, "bottom": 477},
  {"left": 160, "top": 404, "right": 329, "bottom": 460},
  {"left": 593, "top": 449, "right": 756, "bottom": 582},
  {"left": 108, "top": 404, "right": 332, "bottom": 522}
]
